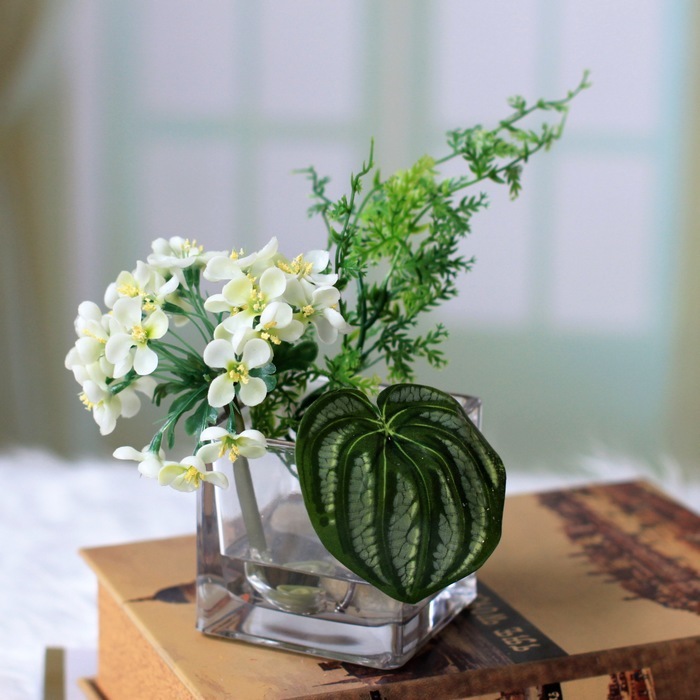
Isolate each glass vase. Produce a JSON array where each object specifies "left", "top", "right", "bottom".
[{"left": 196, "top": 394, "right": 482, "bottom": 669}]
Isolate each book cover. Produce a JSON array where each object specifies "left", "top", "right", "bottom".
[{"left": 81, "top": 481, "right": 700, "bottom": 699}]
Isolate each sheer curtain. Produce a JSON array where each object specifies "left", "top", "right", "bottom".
[
  {"left": 666, "top": 2, "right": 700, "bottom": 477},
  {"left": 0, "top": 1, "right": 75, "bottom": 454},
  {"left": 0, "top": 2, "right": 699, "bottom": 483}
]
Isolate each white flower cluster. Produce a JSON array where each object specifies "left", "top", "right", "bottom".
[
  {"left": 201, "top": 237, "right": 349, "bottom": 408},
  {"left": 65, "top": 236, "right": 350, "bottom": 491}
]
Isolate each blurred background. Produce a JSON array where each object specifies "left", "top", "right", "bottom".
[{"left": 1, "top": 0, "right": 698, "bottom": 486}]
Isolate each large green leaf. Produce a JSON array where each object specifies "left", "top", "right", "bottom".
[{"left": 295, "top": 384, "right": 506, "bottom": 604}]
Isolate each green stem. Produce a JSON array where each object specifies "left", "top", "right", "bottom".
[
  {"left": 231, "top": 402, "right": 268, "bottom": 555},
  {"left": 182, "top": 281, "right": 217, "bottom": 336},
  {"left": 166, "top": 328, "right": 205, "bottom": 358}
]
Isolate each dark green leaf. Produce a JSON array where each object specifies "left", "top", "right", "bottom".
[
  {"left": 296, "top": 384, "right": 506, "bottom": 603},
  {"left": 185, "top": 399, "right": 217, "bottom": 436},
  {"left": 273, "top": 340, "right": 319, "bottom": 373}
]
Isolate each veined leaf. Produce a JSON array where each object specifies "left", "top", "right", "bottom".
[{"left": 296, "top": 384, "right": 506, "bottom": 604}]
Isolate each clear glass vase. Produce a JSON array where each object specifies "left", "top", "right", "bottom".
[{"left": 196, "top": 394, "right": 482, "bottom": 669}]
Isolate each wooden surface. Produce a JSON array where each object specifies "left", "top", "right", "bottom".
[{"left": 82, "top": 481, "right": 700, "bottom": 699}]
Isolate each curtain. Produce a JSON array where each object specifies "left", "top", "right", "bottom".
[
  {"left": 0, "top": 1, "right": 75, "bottom": 454},
  {"left": 665, "top": 9, "right": 700, "bottom": 478}
]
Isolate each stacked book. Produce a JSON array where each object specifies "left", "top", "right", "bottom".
[{"left": 80, "top": 481, "right": 700, "bottom": 699}]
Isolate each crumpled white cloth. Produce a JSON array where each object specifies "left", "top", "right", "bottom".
[
  {"left": 0, "top": 449, "right": 194, "bottom": 700},
  {"left": 0, "top": 447, "right": 697, "bottom": 700}
]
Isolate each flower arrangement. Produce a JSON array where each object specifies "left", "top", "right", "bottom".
[{"left": 66, "top": 75, "right": 587, "bottom": 603}]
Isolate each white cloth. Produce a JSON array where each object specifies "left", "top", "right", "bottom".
[{"left": 0, "top": 449, "right": 193, "bottom": 700}]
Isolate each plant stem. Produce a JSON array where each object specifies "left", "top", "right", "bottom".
[{"left": 231, "top": 402, "right": 268, "bottom": 555}]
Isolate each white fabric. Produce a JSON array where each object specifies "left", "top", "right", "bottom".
[
  {"left": 0, "top": 449, "right": 193, "bottom": 700},
  {"left": 1, "top": 448, "right": 697, "bottom": 699}
]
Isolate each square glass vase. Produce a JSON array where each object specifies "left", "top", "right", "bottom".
[{"left": 196, "top": 393, "right": 482, "bottom": 670}]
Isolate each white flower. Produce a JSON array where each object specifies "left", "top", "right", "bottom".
[
  {"left": 285, "top": 281, "right": 351, "bottom": 344},
  {"left": 203, "top": 251, "right": 250, "bottom": 282},
  {"left": 204, "top": 237, "right": 280, "bottom": 282},
  {"left": 70, "top": 302, "right": 111, "bottom": 365},
  {"left": 104, "top": 261, "right": 179, "bottom": 311},
  {"left": 66, "top": 351, "right": 113, "bottom": 387},
  {"left": 210, "top": 266, "right": 288, "bottom": 334},
  {"left": 197, "top": 426, "right": 267, "bottom": 463},
  {"left": 105, "top": 297, "right": 168, "bottom": 377},
  {"left": 79, "top": 372, "right": 155, "bottom": 435},
  {"left": 255, "top": 301, "right": 304, "bottom": 345},
  {"left": 148, "top": 237, "right": 205, "bottom": 269},
  {"left": 74, "top": 301, "right": 105, "bottom": 336},
  {"left": 277, "top": 249, "right": 338, "bottom": 288},
  {"left": 113, "top": 445, "right": 165, "bottom": 478},
  {"left": 158, "top": 455, "right": 229, "bottom": 492},
  {"left": 204, "top": 337, "right": 272, "bottom": 407}
]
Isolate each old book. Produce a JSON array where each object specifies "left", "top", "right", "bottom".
[{"left": 81, "top": 480, "right": 700, "bottom": 699}]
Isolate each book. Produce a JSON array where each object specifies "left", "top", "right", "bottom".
[
  {"left": 81, "top": 480, "right": 700, "bottom": 699},
  {"left": 43, "top": 648, "right": 97, "bottom": 700}
]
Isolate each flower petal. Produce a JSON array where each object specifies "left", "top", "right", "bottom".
[
  {"left": 238, "top": 376, "right": 267, "bottom": 406},
  {"left": 311, "top": 285, "right": 340, "bottom": 308},
  {"left": 305, "top": 249, "right": 329, "bottom": 272},
  {"left": 283, "top": 278, "right": 309, "bottom": 308},
  {"left": 323, "top": 307, "right": 351, "bottom": 331},
  {"left": 200, "top": 426, "right": 229, "bottom": 441},
  {"left": 158, "top": 464, "right": 184, "bottom": 487},
  {"left": 133, "top": 345, "right": 158, "bottom": 375},
  {"left": 259, "top": 266, "right": 286, "bottom": 299},
  {"left": 77, "top": 301, "right": 103, "bottom": 323},
  {"left": 241, "top": 338, "right": 272, "bottom": 369},
  {"left": 222, "top": 276, "right": 252, "bottom": 306},
  {"left": 275, "top": 319, "right": 305, "bottom": 343},
  {"left": 145, "top": 309, "right": 168, "bottom": 339},
  {"left": 75, "top": 337, "right": 104, "bottom": 364},
  {"left": 196, "top": 443, "right": 223, "bottom": 464},
  {"left": 159, "top": 275, "right": 180, "bottom": 296},
  {"left": 139, "top": 455, "right": 163, "bottom": 479},
  {"left": 222, "top": 309, "right": 256, "bottom": 334},
  {"left": 113, "top": 446, "right": 143, "bottom": 461},
  {"left": 204, "top": 294, "right": 232, "bottom": 313},
  {"left": 93, "top": 400, "right": 119, "bottom": 435},
  {"left": 203, "top": 339, "right": 236, "bottom": 369},
  {"left": 260, "top": 301, "right": 292, "bottom": 329},
  {"left": 237, "top": 430, "right": 268, "bottom": 458},
  {"left": 204, "top": 255, "right": 244, "bottom": 282},
  {"left": 314, "top": 316, "right": 337, "bottom": 344},
  {"left": 208, "top": 373, "right": 235, "bottom": 407},
  {"left": 105, "top": 333, "right": 134, "bottom": 365},
  {"left": 119, "top": 389, "right": 142, "bottom": 418},
  {"left": 202, "top": 471, "right": 229, "bottom": 489},
  {"left": 113, "top": 296, "right": 142, "bottom": 328}
]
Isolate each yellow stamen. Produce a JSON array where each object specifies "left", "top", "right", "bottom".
[
  {"left": 302, "top": 305, "right": 315, "bottom": 318},
  {"left": 251, "top": 288, "right": 266, "bottom": 313},
  {"left": 82, "top": 329, "right": 107, "bottom": 344},
  {"left": 117, "top": 283, "right": 140, "bottom": 298},
  {"left": 79, "top": 392, "right": 97, "bottom": 410},
  {"left": 131, "top": 325, "right": 148, "bottom": 344},
  {"left": 228, "top": 363, "right": 250, "bottom": 384},
  {"left": 279, "top": 255, "right": 313, "bottom": 277},
  {"left": 260, "top": 331, "right": 281, "bottom": 345},
  {"left": 183, "top": 466, "right": 203, "bottom": 487},
  {"left": 182, "top": 238, "right": 203, "bottom": 256}
]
